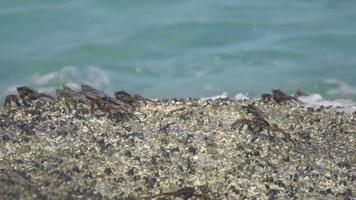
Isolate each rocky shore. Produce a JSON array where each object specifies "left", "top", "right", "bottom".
[{"left": 0, "top": 88, "right": 355, "bottom": 199}]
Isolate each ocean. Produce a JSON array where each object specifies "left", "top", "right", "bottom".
[{"left": 1, "top": 0, "right": 356, "bottom": 108}]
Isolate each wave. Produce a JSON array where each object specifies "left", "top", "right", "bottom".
[
  {"left": 323, "top": 79, "right": 356, "bottom": 96},
  {"left": 2, "top": 66, "right": 356, "bottom": 114},
  {"left": 204, "top": 92, "right": 356, "bottom": 114},
  {"left": 299, "top": 94, "right": 356, "bottom": 113},
  {"left": 2, "top": 66, "right": 111, "bottom": 96},
  {"left": 201, "top": 92, "right": 228, "bottom": 100}
]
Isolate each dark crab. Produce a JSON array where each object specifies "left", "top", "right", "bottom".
[
  {"left": 17, "top": 86, "right": 56, "bottom": 106},
  {"left": 80, "top": 85, "right": 108, "bottom": 99},
  {"left": 4, "top": 86, "right": 56, "bottom": 107},
  {"left": 3, "top": 95, "right": 22, "bottom": 107},
  {"left": 232, "top": 104, "right": 291, "bottom": 141},
  {"left": 56, "top": 85, "right": 89, "bottom": 110},
  {"left": 114, "top": 90, "right": 155, "bottom": 107},
  {"left": 231, "top": 117, "right": 290, "bottom": 141},
  {"left": 90, "top": 96, "right": 141, "bottom": 121},
  {"left": 80, "top": 85, "right": 140, "bottom": 121},
  {"left": 261, "top": 89, "right": 302, "bottom": 104},
  {"left": 242, "top": 104, "right": 266, "bottom": 119},
  {"left": 80, "top": 85, "right": 129, "bottom": 107},
  {"left": 272, "top": 89, "right": 299, "bottom": 103},
  {"left": 261, "top": 93, "right": 272, "bottom": 101}
]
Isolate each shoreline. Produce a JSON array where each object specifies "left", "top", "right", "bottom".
[{"left": 0, "top": 94, "right": 354, "bottom": 199}]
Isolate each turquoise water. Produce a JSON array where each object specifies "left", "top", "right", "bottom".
[{"left": 1, "top": 0, "right": 356, "bottom": 100}]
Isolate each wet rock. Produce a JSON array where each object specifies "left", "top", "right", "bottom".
[
  {"left": 144, "top": 176, "right": 156, "bottom": 189},
  {"left": 104, "top": 168, "right": 112, "bottom": 175},
  {"left": 337, "top": 161, "right": 351, "bottom": 169},
  {"left": 0, "top": 88, "right": 354, "bottom": 199},
  {"left": 267, "top": 189, "right": 279, "bottom": 200},
  {"left": 1, "top": 134, "right": 11, "bottom": 142}
]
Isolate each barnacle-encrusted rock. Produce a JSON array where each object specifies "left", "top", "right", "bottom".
[{"left": 0, "top": 93, "right": 355, "bottom": 200}]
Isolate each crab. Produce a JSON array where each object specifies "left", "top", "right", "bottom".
[
  {"left": 4, "top": 86, "right": 55, "bottom": 107},
  {"left": 242, "top": 104, "right": 266, "bottom": 119},
  {"left": 261, "top": 89, "right": 301, "bottom": 104},
  {"left": 272, "top": 89, "right": 299, "bottom": 103},
  {"left": 56, "top": 85, "right": 89, "bottom": 110},
  {"left": 17, "top": 86, "right": 56, "bottom": 106},
  {"left": 80, "top": 85, "right": 108, "bottom": 99},
  {"left": 80, "top": 85, "right": 140, "bottom": 121},
  {"left": 231, "top": 117, "right": 288, "bottom": 140},
  {"left": 232, "top": 104, "right": 291, "bottom": 141},
  {"left": 91, "top": 96, "right": 142, "bottom": 121},
  {"left": 261, "top": 93, "right": 272, "bottom": 101},
  {"left": 114, "top": 90, "right": 155, "bottom": 107},
  {"left": 3, "top": 95, "right": 22, "bottom": 107},
  {"left": 89, "top": 96, "right": 131, "bottom": 115}
]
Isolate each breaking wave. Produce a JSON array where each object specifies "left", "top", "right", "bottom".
[
  {"left": 2, "top": 67, "right": 356, "bottom": 114},
  {"left": 3, "top": 66, "right": 111, "bottom": 96},
  {"left": 299, "top": 94, "right": 356, "bottom": 114},
  {"left": 204, "top": 92, "right": 356, "bottom": 114},
  {"left": 323, "top": 79, "right": 356, "bottom": 97}
]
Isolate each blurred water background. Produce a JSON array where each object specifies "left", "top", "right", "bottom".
[{"left": 1, "top": 0, "right": 356, "bottom": 103}]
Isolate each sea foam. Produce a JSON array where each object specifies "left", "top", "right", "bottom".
[
  {"left": 2, "top": 66, "right": 356, "bottom": 114},
  {"left": 299, "top": 93, "right": 356, "bottom": 113},
  {"left": 204, "top": 92, "right": 356, "bottom": 114},
  {"left": 3, "top": 66, "right": 111, "bottom": 96}
]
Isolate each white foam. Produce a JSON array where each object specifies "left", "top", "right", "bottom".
[
  {"left": 202, "top": 91, "right": 356, "bottom": 113},
  {"left": 4, "top": 85, "right": 18, "bottom": 95},
  {"left": 85, "top": 66, "right": 111, "bottom": 87},
  {"left": 234, "top": 92, "right": 250, "bottom": 100},
  {"left": 201, "top": 92, "right": 228, "bottom": 100},
  {"left": 31, "top": 67, "right": 77, "bottom": 85},
  {"left": 2, "top": 66, "right": 111, "bottom": 96},
  {"left": 324, "top": 79, "right": 356, "bottom": 96},
  {"left": 65, "top": 82, "right": 80, "bottom": 90},
  {"left": 299, "top": 93, "right": 356, "bottom": 113}
]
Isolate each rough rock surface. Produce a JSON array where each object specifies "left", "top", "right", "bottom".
[{"left": 0, "top": 98, "right": 355, "bottom": 199}]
